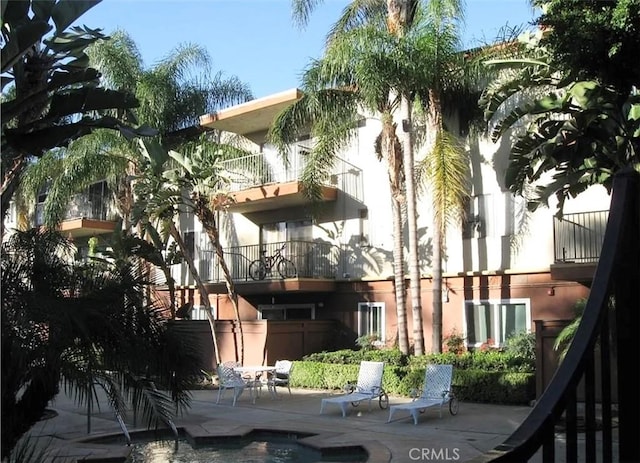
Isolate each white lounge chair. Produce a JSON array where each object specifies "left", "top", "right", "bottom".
[
  {"left": 320, "top": 361, "right": 389, "bottom": 417},
  {"left": 387, "top": 364, "right": 458, "bottom": 425}
]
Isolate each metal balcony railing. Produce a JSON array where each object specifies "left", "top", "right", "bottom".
[
  {"left": 468, "top": 169, "right": 639, "bottom": 462},
  {"left": 35, "top": 194, "right": 117, "bottom": 226},
  {"left": 220, "top": 151, "right": 364, "bottom": 201},
  {"left": 198, "top": 240, "right": 338, "bottom": 282},
  {"left": 553, "top": 210, "right": 609, "bottom": 263}
]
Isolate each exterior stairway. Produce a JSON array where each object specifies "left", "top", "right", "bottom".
[{"left": 466, "top": 168, "right": 639, "bottom": 463}]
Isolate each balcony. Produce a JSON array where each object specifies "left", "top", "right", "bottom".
[
  {"left": 220, "top": 152, "right": 363, "bottom": 214},
  {"left": 551, "top": 210, "right": 608, "bottom": 284},
  {"left": 36, "top": 192, "right": 118, "bottom": 238},
  {"left": 198, "top": 240, "right": 338, "bottom": 294}
]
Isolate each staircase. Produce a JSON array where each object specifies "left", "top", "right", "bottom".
[{"left": 466, "top": 168, "right": 639, "bottom": 463}]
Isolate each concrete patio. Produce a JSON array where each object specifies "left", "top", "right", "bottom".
[{"left": 22, "top": 387, "right": 612, "bottom": 462}]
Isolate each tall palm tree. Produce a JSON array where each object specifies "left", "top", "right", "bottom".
[
  {"left": 270, "top": 19, "right": 422, "bottom": 352},
  {"left": 288, "top": 0, "right": 475, "bottom": 353},
  {"left": 18, "top": 30, "right": 252, "bottom": 230},
  {"left": 1, "top": 228, "right": 200, "bottom": 460},
  {"left": 410, "top": 0, "right": 473, "bottom": 353},
  {"left": 289, "top": 0, "right": 420, "bottom": 354}
]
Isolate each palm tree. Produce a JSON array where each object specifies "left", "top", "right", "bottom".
[
  {"left": 18, "top": 30, "right": 252, "bottom": 230},
  {"left": 287, "top": 0, "right": 476, "bottom": 353},
  {"left": 1, "top": 228, "right": 200, "bottom": 460},
  {"left": 410, "top": 0, "right": 476, "bottom": 353},
  {"left": 270, "top": 20, "right": 418, "bottom": 352},
  {"left": 1, "top": 1, "right": 146, "bottom": 237},
  {"left": 288, "top": 0, "right": 421, "bottom": 355}
]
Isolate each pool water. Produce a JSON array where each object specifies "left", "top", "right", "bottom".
[{"left": 127, "top": 435, "right": 367, "bottom": 463}]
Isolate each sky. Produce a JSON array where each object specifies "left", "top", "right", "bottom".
[{"left": 80, "top": 0, "right": 540, "bottom": 100}]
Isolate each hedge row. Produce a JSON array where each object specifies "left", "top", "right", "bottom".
[
  {"left": 289, "top": 361, "right": 535, "bottom": 405},
  {"left": 303, "top": 348, "right": 534, "bottom": 373}
]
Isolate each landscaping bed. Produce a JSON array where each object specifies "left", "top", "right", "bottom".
[{"left": 290, "top": 346, "right": 536, "bottom": 406}]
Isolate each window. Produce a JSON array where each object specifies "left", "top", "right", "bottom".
[
  {"left": 463, "top": 299, "right": 530, "bottom": 347},
  {"left": 191, "top": 304, "right": 217, "bottom": 320},
  {"left": 462, "top": 193, "right": 525, "bottom": 239},
  {"left": 183, "top": 231, "right": 195, "bottom": 257},
  {"left": 257, "top": 304, "right": 315, "bottom": 320},
  {"left": 261, "top": 219, "right": 312, "bottom": 243},
  {"left": 357, "top": 302, "right": 385, "bottom": 343}
]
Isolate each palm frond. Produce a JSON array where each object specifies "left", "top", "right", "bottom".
[{"left": 419, "top": 130, "right": 470, "bottom": 235}]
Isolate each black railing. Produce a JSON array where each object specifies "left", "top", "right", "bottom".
[
  {"left": 467, "top": 168, "right": 639, "bottom": 462},
  {"left": 554, "top": 210, "right": 609, "bottom": 263},
  {"left": 199, "top": 240, "right": 338, "bottom": 282}
]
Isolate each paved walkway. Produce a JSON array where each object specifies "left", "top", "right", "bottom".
[
  {"left": 24, "top": 387, "right": 535, "bottom": 462},
  {"left": 24, "top": 387, "right": 618, "bottom": 462}
]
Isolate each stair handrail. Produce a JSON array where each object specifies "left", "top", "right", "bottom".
[{"left": 466, "top": 168, "right": 638, "bottom": 462}]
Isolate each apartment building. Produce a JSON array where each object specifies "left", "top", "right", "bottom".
[{"left": 172, "top": 88, "right": 611, "bottom": 353}]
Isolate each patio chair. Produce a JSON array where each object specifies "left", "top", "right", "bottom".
[
  {"left": 224, "top": 360, "right": 263, "bottom": 397},
  {"left": 320, "top": 361, "right": 389, "bottom": 417},
  {"left": 267, "top": 360, "right": 293, "bottom": 397},
  {"left": 387, "top": 364, "right": 458, "bottom": 425},
  {"left": 216, "top": 363, "right": 253, "bottom": 406}
]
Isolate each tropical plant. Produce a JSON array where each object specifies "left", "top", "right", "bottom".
[
  {"left": 504, "top": 330, "right": 536, "bottom": 361},
  {"left": 481, "top": 2, "right": 640, "bottom": 215},
  {"left": 133, "top": 138, "right": 253, "bottom": 364},
  {"left": 0, "top": 0, "right": 149, "bottom": 236},
  {"left": 17, "top": 29, "right": 252, "bottom": 231},
  {"left": 274, "top": 6, "right": 420, "bottom": 352},
  {"left": 13, "top": 30, "right": 254, "bottom": 371},
  {"left": 1, "top": 228, "right": 200, "bottom": 460},
  {"left": 553, "top": 298, "right": 586, "bottom": 361},
  {"left": 286, "top": 0, "right": 480, "bottom": 354}
]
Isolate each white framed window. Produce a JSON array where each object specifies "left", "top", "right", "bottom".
[
  {"left": 463, "top": 298, "right": 530, "bottom": 347},
  {"left": 257, "top": 304, "right": 315, "bottom": 320},
  {"left": 463, "top": 193, "right": 525, "bottom": 239},
  {"left": 357, "top": 302, "right": 385, "bottom": 343},
  {"left": 191, "top": 304, "right": 218, "bottom": 320}
]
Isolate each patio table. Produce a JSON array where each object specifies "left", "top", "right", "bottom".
[{"left": 233, "top": 366, "right": 277, "bottom": 400}]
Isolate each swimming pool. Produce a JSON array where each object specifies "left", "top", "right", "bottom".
[
  {"left": 127, "top": 434, "right": 367, "bottom": 462},
  {"left": 85, "top": 430, "right": 368, "bottom": 463}
]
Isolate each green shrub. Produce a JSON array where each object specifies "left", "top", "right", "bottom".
[
  {"left": 452, "top": 369, "right": 535, "bottom": 405},
  {"left": 303, "top": 348, "right": 407, "bottom": 366},
  {"left": 291, "top": 360, "right": 536, "bottom": 405},
  {"left": 504, "top": 331, "right": 536, "bottom": 364},
  {"left": 407, "top": 352, "right": 470, "bottom": 369}
]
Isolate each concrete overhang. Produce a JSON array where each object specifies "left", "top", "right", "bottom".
[
  {"left": 204, "top": 278, "right": 336, "bottom": 295},
  {"left": 550, "top": 262, "right": 597, "bottom": 286},
  {"left": 228, "top": 181, "right": 338, "bottom": 213},
  {"left": 199, "top": 88, "right": 303, "bottom": 143},
  {"left": 58, "top": 218, "right": 117, "bottom": 238}
]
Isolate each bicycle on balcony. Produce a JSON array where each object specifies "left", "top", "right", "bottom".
[{"left": 249, "top": 243, "right": 297, "bottom": 280}]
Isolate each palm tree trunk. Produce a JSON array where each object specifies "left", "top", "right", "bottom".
[
  {"left": 392, "top": 198, "right": 409, "bottom": 353},
  {"left": 193, "top": 197, "right": 245, "bottom": 365},
  {"left": 432, "top": 222, "right": 443, "bottom": 353},
  {"left": 381, "top": 112, "right": 410, "bottom": 353},
  {"left": 428, "top": 88, "right": 446, "bottom": 354},
  {"left": 168, "top": 221, "right": 221, "bottom": 365},
  {"left": 400, "top": 94, "right": 425, "bottom": 355}
]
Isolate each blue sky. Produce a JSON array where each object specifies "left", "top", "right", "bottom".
[{"left": 81, "top": 0, "right": 539, "bottom": 99}]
